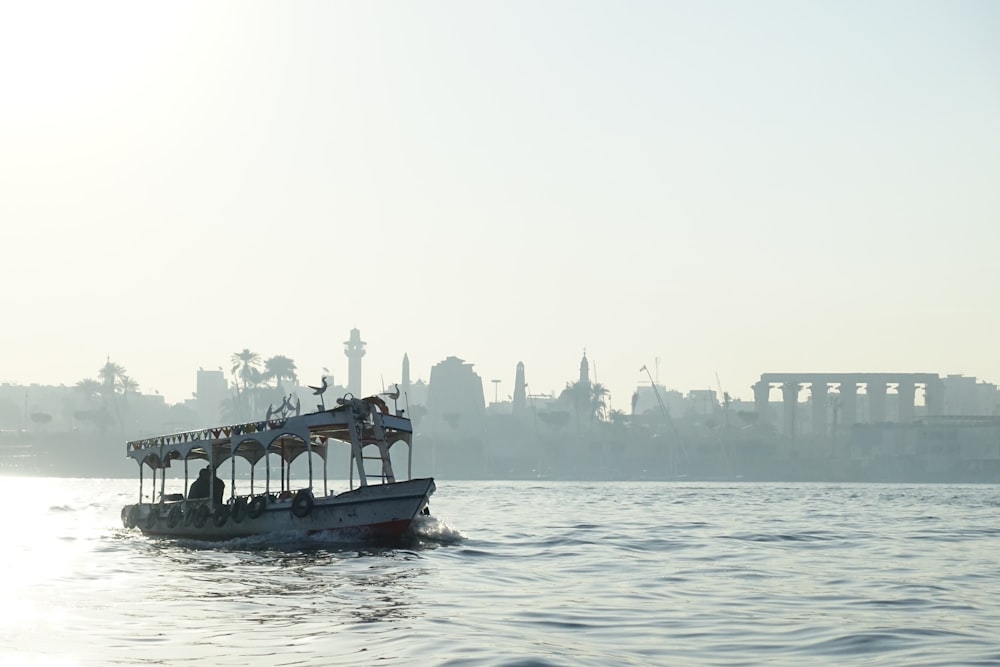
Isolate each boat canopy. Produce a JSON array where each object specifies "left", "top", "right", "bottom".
[{"left": 126, "top": 397, "right": 413, "bottom": 470}]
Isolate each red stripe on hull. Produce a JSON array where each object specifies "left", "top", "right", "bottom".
[{"left": 307, "top": 518, "right": 413, "bottom": 540}]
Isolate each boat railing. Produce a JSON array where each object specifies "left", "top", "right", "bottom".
[{"left": 150, "top": 488, "right": 332, "bottom": 507}]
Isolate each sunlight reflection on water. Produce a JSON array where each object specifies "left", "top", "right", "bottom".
[{"left": 2, "top": 479, "right": 1000, "bottom": 666}]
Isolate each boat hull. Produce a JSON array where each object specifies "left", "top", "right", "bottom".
[{"left": 122, "top": 477, "right": 435, "bottom": 542}]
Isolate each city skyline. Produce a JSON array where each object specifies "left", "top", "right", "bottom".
[
  {"left": 1, "top": 2, "right": 997, "bottom": 412},
  {"left": 2, "top": 338, "right": 997, "bottom": 414}
]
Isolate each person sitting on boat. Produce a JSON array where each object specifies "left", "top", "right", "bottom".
[{"left": 188, "top": 466, "right": 225, "bottom": 504}]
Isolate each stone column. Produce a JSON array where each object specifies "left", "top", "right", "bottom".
[
  {"left": 897, "top": 380, "right": 916, "bottom": 423},
  {"left": 811, "top": 382, "right": 828, "bottom": 436},
  {"left": 868, "top": 381, "right": 887, "bottom": 423},
  {"left": 924, "top": 378, "right": 944, "bottom": 416},
  {"left": 753, "top": 380, "right": 771, "bottom": 424},
  {"left": 782, "top": 382, "right": 800, "bottom": 439},
  {"left": 840, "top": 380, "right": 858, "bottom": 428}
]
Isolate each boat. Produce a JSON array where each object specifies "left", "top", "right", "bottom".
[{"left": 120, "top": 394, "right": 435, "bottom": 542}]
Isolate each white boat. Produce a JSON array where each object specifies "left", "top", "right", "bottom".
[{"left": 120, "top": 394, "right": 435, "bottom": 542}]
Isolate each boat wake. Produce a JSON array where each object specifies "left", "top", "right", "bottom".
[
  {"left": 157, "top": 517, "right": 464, "bottom": 552},
  {"left": 408, "top": 515, "right": 465, "bottom": 545}
]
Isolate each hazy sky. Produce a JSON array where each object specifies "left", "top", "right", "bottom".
[{"left": 2, "top": 1, "right": 998, "bottom": 409}]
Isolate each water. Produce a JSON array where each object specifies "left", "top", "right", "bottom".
[{"left": 3, "top": 479, "right": 1000, "bottom": 666}]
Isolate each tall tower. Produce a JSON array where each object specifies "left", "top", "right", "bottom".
[
  {"left": 579, "top": 350, "right": 590, "bottom": 387},
  {"left": 512, "top": 361, "right": 527, "bottom": 417},
  {"left": 402, "top": 353, "right": 411, "bottom": 395},
  {"left": 344, "top": 328, "right": 366, "bottom": 397}
]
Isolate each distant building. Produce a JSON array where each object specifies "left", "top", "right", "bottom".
[
  {"left": 407, "top": 379, "right": 428, "bottom": 408},
  {"left": 851, "top": 416, "right": 1000, "bottom": 480},
  {"left": 0, "top": 382, "right": 75, "bottom": 430},
  {"left": 512, "top": 362, "right": 527, "bottom": 419},
  {"left": 426, "top": 356, "right": 485, "bottom": 436},
  {"left": 579, "top": 351, "right": 590, "bottom": 387},
  {"left": 195, "top": 369, "right": 227, "bottom": 424},
  {"left": 402, "top": 354, "right": 411, "bottom": 397},
  {"left": 749, "top": 372, "right": 1000, "bottom": 440},
  {"left": 632, "top": 384, "right": 684, "bottom": 418},
  {"left": 344, "top": 328, "right": 366, "bottom": 397},
  {"left": 942, "top": 375, "right": 1000, "bottom": 416},
  {"left": 389, "top": 354, "right": 427, "bottom": 410},
  {"left": 687, "top": 389, "right": 719, "bottom": 417}
]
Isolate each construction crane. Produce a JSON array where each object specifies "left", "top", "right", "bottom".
[{"left": 640, "top": 363, "right": 686, "bottom": 478}]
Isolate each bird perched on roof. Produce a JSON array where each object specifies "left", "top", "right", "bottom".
[
  {"left": 308, "top": 376, "right": 329, "bottom": 410},
  {"left": 381, "top": 383, "right": 401, "bottom": 414},
  {"left": 308, "top": 376, "right": 328, "bottom": 395}
]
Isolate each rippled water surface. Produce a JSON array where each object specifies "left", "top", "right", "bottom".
[{"left": 3, "top": 479, "right": 1000, "bottom": 666}]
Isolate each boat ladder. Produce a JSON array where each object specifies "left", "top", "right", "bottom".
[
  {"left": 347, "top": 405, "right": 396, "bottom": 487},
  {"left": 361, "top": 454, "right": 389, "bottom": 482}
]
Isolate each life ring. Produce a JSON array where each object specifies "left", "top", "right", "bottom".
[
  {"left": 291, "top": 489, "right": 313, "bottom": 518},
  {"left": 247, "top": 495, "right": 266, "bottom": 519},
  {"left": 124, "top": 505, "right": 138, "bottom": 529},
  {"left": 212, "top": 505, "right": 230, "bottom": 527},
  {"left": 193, "top": 504, "right": 210, "bottom": 528},
  {"left": 166, "top": 504, "right": 182, "bottom": 529},
  {"left": 230, "top": 497, "right": 247, "bottom": 524}
]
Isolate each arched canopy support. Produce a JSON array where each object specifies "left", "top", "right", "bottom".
[{"left": 125, "top": 397, "right": 416, "bottom": 498}]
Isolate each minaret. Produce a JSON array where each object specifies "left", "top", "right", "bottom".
[
  {"left": 579, "top": 350, "right": 590, "bottom": 387},
  {"left": 402, "top": 353, "right": 411, "bottom": 395},
  {"left": 512, "top": 361, "right": 527, "bottom": 417},
  {"left": 343, "top": 328, "right": 366, "bottom": 397}
]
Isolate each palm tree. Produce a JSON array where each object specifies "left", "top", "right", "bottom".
[
  {"left": 608, "top": 409, "right": 628, "bottom": 428},
  {"left": 114, "top": 374, "right": 140, "bottom": 430},
  {"left": 263, "top": 355, "right": 298, "bottom": 391},
  {"left": 98, "top": 359, "right": 125, "bottom": 401},
  {"left": 97, "top": 359, "right": 131, "bottom": 426},
  {"left": 74, "top": 378, "right": 102, "bottom": 404},
  {"left": 560, "top": 380, "right": 610, "bottom": 430},
  {"left": 590, "top": 382, "right": 610, "bottom": 422},
  {"left": 230, "top": 347, "right": 260, "bottom": 417},
  {"left": 74, "top": 377, "right": 110, "bottom": 430},
  {"left": 231, "top": 349, "right": 261, "bottom": 393},
  {"left": 117, "top": 374, "right": 139, "bottom": 402},
  {"left": 231, "top": 347, "right": 263, "bottom": 419}
]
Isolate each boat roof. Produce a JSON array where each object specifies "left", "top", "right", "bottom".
[{"left": 126, "top": 397, "right": 413, "bottom": 469}]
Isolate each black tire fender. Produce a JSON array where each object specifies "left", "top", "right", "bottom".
[
  {"left": 231, "top": 497, "right": 247, "bottom": 524},
  {"left": 291, "top": 489, "right": 313, "bottom": 518},
  {"left": 212, "top": 505, "right": 229, "bottom": 527},
  {"left": 145, "top": 505, "right": 161, "bottom": 530},
  {"left": 124, "top": 505, "right": 138, "bottom": 529},
  {"left": 166, "top": 504, "right": 182, "bottom": 529},
  {"left": 247, "top": 495, "right": 266, "bottom": 519},
  {"left": 193, "top": 503, "right": 210, "bottom": 528}
]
